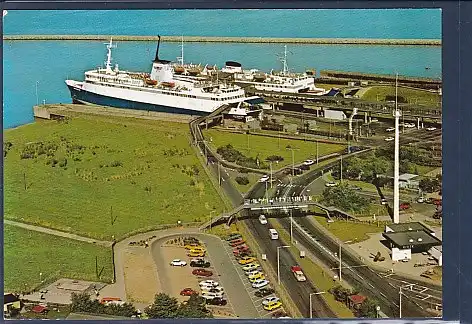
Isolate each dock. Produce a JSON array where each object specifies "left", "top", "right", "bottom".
[
  {"left": 33, "top": 103, "right": 197, "bottom": 124},
  {"left": 4, "top": 35, "right": 441, "bottom": 46}
]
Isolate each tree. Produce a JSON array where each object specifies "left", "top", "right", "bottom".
[
  {"left": 356, "top": 298, "right": 378, "bottom": 318},
  {"left": 321, "top": 183, "right": 370, "bottom": 213},
  {"left": 329, "top": 285, "right": 352, "bottom": 303},
  {"left": 145, "top": 293, "right": 179, "bottom": 319},
  {"left": 235, "top": 176, "right": 249, "bottom": 185},
  {"left": 175, "top": 294, "right": 213, "bottom": 319}
]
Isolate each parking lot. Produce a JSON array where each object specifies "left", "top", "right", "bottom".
[
  {"left": 221, "top": 238, "right": 287, "bottom": 319},
  {"left": 151, "top": 234, "right": 259, "bottom": 318}
]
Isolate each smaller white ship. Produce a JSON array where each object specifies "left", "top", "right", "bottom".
[{"left": 221, "top": 45, "right": 328, "bottom": 95}]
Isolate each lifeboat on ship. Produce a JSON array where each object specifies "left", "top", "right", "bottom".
[
  {"left": 161, "top": 81, "right": 176, "bottom": 88},
  {"left": 173, "top": 65, "right": 185, "bottom": 74},
  {"left": 187, "top": 65, "right": 202, "bottom": 76},
  {"left": 145, "top": 78, "right": 158, "bottom": 86},
  {"left": 253, "top": 72, "right": 267, "bottom": 82}
]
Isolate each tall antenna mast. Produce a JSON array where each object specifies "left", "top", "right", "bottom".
[
  {"left": 177, "top": 35, "right": 184, "bottom": 65},
  {"left": 393, "top": 72, "right": 401, "bottom": 224},
  {"left": 282, "top": 45, "right": 288, "bottom": 75},
  {"left": 104, "top": 38, "right": 116, "bottom": 73}
]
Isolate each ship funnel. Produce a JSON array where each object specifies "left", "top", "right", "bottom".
[{"left": 150, "top": 35, "right": 173, "bottom": 82}]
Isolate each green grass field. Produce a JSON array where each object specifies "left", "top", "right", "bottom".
[
  {"left": 202, "top": 129, "right": 345, "bottom": 169},
  {"left": 312, "top": 215, "right": 384, "bottom": 243},
  {"left": 4, "top": 115, "right": 225, "bottom": 240},
  {"left": 4, "top": 224, "right": 113, "bottom": 293},
  {"left": 361, "top": 86, "right": 441, "bottom": 106}
]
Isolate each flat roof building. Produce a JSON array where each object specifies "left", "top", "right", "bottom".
[{"left": 385, "top": 222, "right": 436, "bottom": 236}]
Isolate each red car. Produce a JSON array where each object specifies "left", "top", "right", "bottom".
[
  {"left": 180, "top": 288, "right": 198, "bottom": 296},
  {"left": 192, "top": 268, "right": 213, "bottom": 277},
  {"left": 234, "top": 244, "right": 249, "bottom": 251},
  {"left": 234, "top": 250, "right": 252, "bottom": 258},
  {"left": 400, "top": 203, "right": 411, "bottom": 210},
  {"left": 233, "top": 247, "right": 251, "bottom": 256},
  {"left": 230, "top": 239, "right": 245, "bottom": 247},
  {"left": 433, "top": 199, "right": 442, "bottom": 206}
]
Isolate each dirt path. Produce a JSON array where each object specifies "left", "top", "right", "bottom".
[{"left": 4, "top": 219, "right": 112, "bottom": 247}]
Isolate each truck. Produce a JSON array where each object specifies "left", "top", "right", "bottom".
[
  {"left": 291, "top": 266, "right": 307, "bottom": 282},
  {"left": 323, "top": 109, "right": 346, "bottom": 121}
]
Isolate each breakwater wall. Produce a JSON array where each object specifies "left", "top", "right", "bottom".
[{"left": 3, "top": 35, "right": 441, "bottom": 46}]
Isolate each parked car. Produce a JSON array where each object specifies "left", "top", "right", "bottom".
[
  {"left": 381, "top": 198, "right": 388, "bottom": 205},
  {"left": 259, "top": 175, "right": 270, "bottom": 183},
  {"left": 245, "top": 269, "right": 261, "bottom": 277},
  {"left": 426, "top": 127, "right": 437, "bottom": 131},
  {"left": 325, "top": 181, "right": 338, "bottom": 187},
  {"left": 188, "top": 251, "right": 205, "bottom": 257},
  {"left": 239, "top": 257, "right": 257, "bottom": 265},
  {"left": 262, "top": 296, "right": 280, "bottom": 306},
  {"left": 386, "top": 127, "right": 395, "bottom": 132},
  {"left": 255, "top": 288, "right": 275, "bottom": 298},
  {"left": 202, "top": 291, "right": 224, "bottom": 299},
  {"left": 170, "top": 259, "right": 187, "bottom": 267},
  {"left": 184, "top": 243, "right": 203, "bottom": 250},
  {"left": 252, "top": 279, "right": 270, "bottom": 289},
  {"left": 199, "top": 280, "right": 219, "bottom": 287},
  {"left": 303, "top": 159, "right": 315, "bottom": 166},
  {"left": 190, "top": 259, "right": 211, "bottom": 268},
  {"left": 201, "top": 286, "right": 224, "bottom": 294},
  {"left": 230, "top": 239, "right": 246, "bottom": 247},
  {"left": 384, "top": 137, "right": 394, "bottom": 141},
  {"left": 264, "top": 301, "right": 282, "bottom": 311},
  {"left": 400, "top": 202, "right": 411, "bottom": 210},
  {"left": 242, "top": 263, "right": 260, "bottom": 271},
  {"left": 233, "top": 249, "right": 252, "bottom": 258},
  {"left": 417, "top": 197, "right": 425, "bottom": 203},
  {"left": 226, "top": 233, "right": 242, "bottom": 241},
  {"left": 192, "top": 268, "right": 213, "bottom": 277},
  {"left": 180, "top": 288, "right": 198, "bottom": 296},
  {"left": 259, "top": 215, "right": 268, "bottom": 225},
  {"left": 249, "top": 274, "right": 266, "bottom": 283},
  {"left": 205, "top": 297, "right": 227, "bottom": 306}
]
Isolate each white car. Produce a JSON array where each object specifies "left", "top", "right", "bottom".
[
  {"left": 384, "top": 137, "right": 394, "bottom": 141},
  {"left": 259, "top": 215, "right": 268, "bottom": 225},
  {"left": 426, "top": 127, "right": 437, "bottom": 131},
  {"left": 202, "top": 291, "right": 224, "bottom": 299},
  {"left": 252, "top": 279, "right": 270, "bottom": 289},
  {"left": 325, "top": 181, "right": 338, "bottom": 187},
  {"left": 242, "top": 263, "right": 260, "bottom": 271},
  {"left": 202, "top": 286, "right": 224, "bottom": 294},
  {"left": 199, "top": 280, "right": 219, "bottom": 287},
  {"left": 386, "top": 127, "right": 395, "bottom": 132},
  {"left": 303, "top": 159, "right": 314, "bottom": 166},
  {"left": 406, "top": 123, "right": 416, "bottom": 128},
  {"left": 259, "top": 175, "right": 270, "bottom": 183},
  {"left": 170, "top": 259, "right": 187, "bottom": 267},
  {"left": 417, "top": 197, "right": 425, "bottom": 203},
  {"left": 262, "top": 296, "right": 280, "bottom": 306}
]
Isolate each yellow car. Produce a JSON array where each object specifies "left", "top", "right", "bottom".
[
  {"left": 238, "top": 257, "right": 257, "bottom": 265},
  {"left": 184, "top": 243, "right": 203, "bottom": 250},
  {"left": 189, "top": 247, "right": 206, "bottom": 254},
  {"left": 263, "top": 301, "right": 282, "bottom": 311},
  {"left": 188, "top": 251, "right": 205, "bottom": 257},
  {"left": 249, "top": 274, "right": 265, "bottom": 283}
]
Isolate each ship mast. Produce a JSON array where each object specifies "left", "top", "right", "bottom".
[
  {"left": 104, "top": 38, "right": 116, "bottom": 74},
  {"left": 279, "top": 45, "right": 289, "bottom": 76}
]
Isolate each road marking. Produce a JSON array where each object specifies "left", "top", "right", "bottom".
[{"left": 380, "top": 292, "right": 387, "bottom": 298}]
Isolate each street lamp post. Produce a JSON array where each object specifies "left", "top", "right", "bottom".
[
  {"left": 269, "top": 161, "right": 273, "bottom": 189},
  {"left": 39, "top": 272, "right": 43, "bottom": 282},
  {"left": 277, "top": 245, "right": 290, "bottom": 285},
  {"left": 316, "top": 140, "right": 319, "bottom": 164},
  {"left": 309, "top": 292, "right": 326, "bottom": 318},
  {"left": 340, "top": 154, "right": 343, "bottom": 183},
  {"left": 376, "top": 305, "right": 381, "bottom": 318},
  {"left": 209, "top": 211, "right": 216, "bottom": 232},
  {"left": 35, "top": 81, "right": 39, "bottom": 106},
  {"left": 339, "top": 239, "right": 342, "bottom": 281},
  {"left": 290, "top": 209, "right": 293, "bottom": 243}
]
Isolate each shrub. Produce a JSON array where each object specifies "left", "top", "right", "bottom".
[{"left": 235, "top": 176, "right": 250, "bottom": 185}]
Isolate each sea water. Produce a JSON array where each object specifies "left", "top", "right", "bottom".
[{"left": 2, "top": 9, "right": 442, "bottom": 129}]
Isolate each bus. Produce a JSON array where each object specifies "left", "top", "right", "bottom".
[{"left": 269, "top": 229, "right": 279, "bottom": 240}]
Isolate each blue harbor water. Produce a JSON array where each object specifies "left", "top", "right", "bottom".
[{"left": 3, "top": 9, "right": 441, "bottom": 129}]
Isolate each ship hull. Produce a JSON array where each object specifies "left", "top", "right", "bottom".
[{"left": 67, "top": 84, "right": 208, "bottom": 116}]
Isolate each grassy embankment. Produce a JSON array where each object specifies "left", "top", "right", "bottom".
[
  {"left": 4, "top": 115, "right": 226, "bottom": 240},
  {"left": 361, "top": 86, "right": 441, "bottom": 106},
  {"left": 202, "top": 128, "right": 345, "bottom": 189},
  {"left": 4, "top": 224, "right": 113, "bottom": 293},
  {"left": 269, "top": 219, "right": 355, "bottom": 318}
]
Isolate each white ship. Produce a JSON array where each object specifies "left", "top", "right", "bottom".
[
  {"left": 65, "top": 36, "right": 263, "bottom": 115},
  {"left": 221, "top": 45, "right": 328, "bottom": 95}
]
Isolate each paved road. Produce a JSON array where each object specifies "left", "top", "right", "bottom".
[{"left": 4, "top": 219, "right": 112, "bottom": 247}]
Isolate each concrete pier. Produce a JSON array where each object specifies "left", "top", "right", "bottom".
[{"left": 3, "top": 35, "right": 442, "bottom": 46}]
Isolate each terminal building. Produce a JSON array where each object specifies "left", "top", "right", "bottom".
[{"left": 383, "top": 222, "right": 442, "bottom": 263}]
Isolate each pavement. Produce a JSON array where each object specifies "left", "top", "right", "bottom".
[
  {"left": 100, "top": 228, "right": 259, "bottom": 319},
  {"left": 4, "top": 219, "right": 112, "bottom": 247}
]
